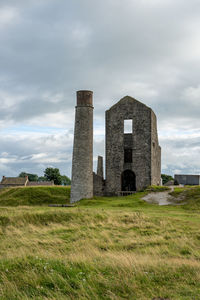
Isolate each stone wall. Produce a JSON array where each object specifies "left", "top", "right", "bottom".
[
  {"left": 93, "top": 172, "right": 105, "bottom": 196},
  {"left": 70, "top": 91, "right": 94, "bottom": 203},
  {"left": 105, "top": 96, "right": 161, "bottom": 195},
  {"left": 151, "top": 111, "right": 161, "bottom": 185},
  {"left": 97, "top": 156, "right": 104, "bottom": 178}
]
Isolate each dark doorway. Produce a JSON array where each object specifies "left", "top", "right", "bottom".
[{"left": 121, "top": 170, "right": 136, "bottom": 191}]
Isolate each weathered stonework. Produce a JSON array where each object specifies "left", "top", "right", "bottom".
[
  {"left": 93, "top": 173, "right": 105, "bottom": 196},
  {"left": 105, "top": 96, "right": 161, "bottom": 195},
  {"left": 93, "top": 156, "right": 105, "bottom": 196},
  {"left": 97, "top": 156, "right": 103, "bottom": 178},
  {"left": 71, "top": 92, "right": 161, "bottom": 201},
  {"left": 151, "top": 111, "right": 161, "bottom": 186},
  {"left": 70, "top": 91, "right": 93, "bottom": 203}
]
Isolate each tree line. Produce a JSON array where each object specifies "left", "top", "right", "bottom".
[
  {"left": 161, "top": 174, "right": 174, "bottom": 185},
  {"left": 19, "top": 168, "right": 71, "bottom": 186},
  {"left": 19, "top": 170, "right": 173, "bottom": 186}
]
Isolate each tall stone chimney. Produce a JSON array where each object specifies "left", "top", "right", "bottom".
[{"left": 70, "top": 90, "right": 94, "bottom": 203}]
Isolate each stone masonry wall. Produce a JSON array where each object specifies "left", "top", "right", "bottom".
[
  {"left": 151, "top": 111, "right": 161, "bottom": 185},
  {"left": 70, "top": 91, "right": 93, "bottom": 203},
  {"left": 105, "top": 96, "right": 153, "bottom": 195},
  {"left": 93, "top": 172, "right": 104, "bottom": 196}
]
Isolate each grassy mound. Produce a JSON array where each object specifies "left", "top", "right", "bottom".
[
  {"left": 145, "top": 185, "right": 170, "bottom": 192},
  {"left": 0, "top": 186, "right": 70, "bottom": 206},
  {"left": 170, "top": 186, "right": 200, "bottom": 210}
]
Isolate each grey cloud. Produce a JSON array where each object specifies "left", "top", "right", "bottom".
[
  {"left": 0, "top": 0, "right": 200, "bottom": 176},
  {"left": 0, "top": 131, "right": 73, "bottom": 177},
  {"left": 0, "top": 130, "right": 105, "bottom": 179},
  {"left": 160, "top": 133, "right": 200, "bottom": 175}
]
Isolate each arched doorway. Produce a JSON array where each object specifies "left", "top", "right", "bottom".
[{"left": 121, "top": 170, "right": 136, "bottom": 191}]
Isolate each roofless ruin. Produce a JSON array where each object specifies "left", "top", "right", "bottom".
[{"left": 70, "top": 90, "right": 161, "bottom": 203}]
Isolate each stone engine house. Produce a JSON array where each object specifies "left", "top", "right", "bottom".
[{"left": 71, "top": 91, "right": 161, "bottom": 203}]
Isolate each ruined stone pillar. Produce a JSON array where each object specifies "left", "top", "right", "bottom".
[
  {"left": 97, "top": 156, "right": 103, "bottom": 178},
  {"left": 70, "top": 90, "right": 93, "bottom": 203}
]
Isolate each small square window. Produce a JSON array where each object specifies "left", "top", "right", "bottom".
[{"left": 124, "top": 119, "right": 133, "bottom": 133}]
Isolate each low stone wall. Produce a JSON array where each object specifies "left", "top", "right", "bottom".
[{"left": 93, "top": 172, "right": 105, "bottom": 196}]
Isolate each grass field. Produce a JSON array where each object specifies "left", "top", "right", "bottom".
[
  {"left": 0, "top": 186, "right": 200, "bottom": 299},
  {"left": 0, "top": 186, "right": 71, "bottom": 206}
]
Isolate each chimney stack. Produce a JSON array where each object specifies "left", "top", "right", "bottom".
[{"left": 70, "top": 90, "right": 94, "bottom": 203}]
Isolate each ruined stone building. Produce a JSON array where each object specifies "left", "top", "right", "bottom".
[
  {"left": 0, "top": 176, "right": 29, "bottom": 188},
  {"left": 0, "top": 176, "right": 54, "bottom": 188},
  {"left": 70, "top": 91, "right": 161, "bottom": 203}
]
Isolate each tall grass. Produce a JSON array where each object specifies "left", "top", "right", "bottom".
[{"left": 0, "top": 186, "right": 200, "bottom": 299}]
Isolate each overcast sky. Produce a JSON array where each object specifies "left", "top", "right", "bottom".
[{"left": 0, "top": 0, "right": 200, "bottom": 179}]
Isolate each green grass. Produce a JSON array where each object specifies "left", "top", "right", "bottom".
[
  {"left": 145, "top": 185, "right": 170, "bottom": 192},
  {"left": 0, "top": 186, "right": 70, "bottom": 206},
  {"left": 170, "top": 186, "right": 200, "bottom": 210},
  {"left": 0, "top": 186, "right": 200, "bottom": 299}
]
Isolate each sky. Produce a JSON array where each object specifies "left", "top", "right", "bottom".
[{"left": 0, "top": 0, "right": 200, "bottom": 179}]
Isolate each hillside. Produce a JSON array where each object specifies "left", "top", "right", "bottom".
[
  {"left": 0, "top": 186, "right": 70, "bottom": 206},
  {"left": 0, "top": 186, "right": 200, "bottom": 299}
]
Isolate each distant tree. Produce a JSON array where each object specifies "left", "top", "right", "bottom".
[
  {"left": 61, "top": 175, "right": 71, "bottom": 186},
  {"left": 161, "top": 174, "right": 174, "bottom": 185},
  {"left": 38, "top": 176, "right": 46, "bottom": 182},
  {"left": 19, "top": 172, "right": 38, "bottom": 182},
  {"left": 44, "top": 168, "right": 62, "bottom": 185},
  {"left": 19, "top": 172, "right": 27, "bottom": 178}
]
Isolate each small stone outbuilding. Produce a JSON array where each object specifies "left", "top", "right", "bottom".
[
  {"left": 0, "top": 176, "right": 54, "bottom": 188},
  {"left": 0, "top": 176, "right": 29, "bottom": 188}
]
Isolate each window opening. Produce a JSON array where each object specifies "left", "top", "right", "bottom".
[{"left": 124, "top": 119, "right": 133, "bottom": 133}]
